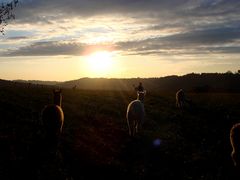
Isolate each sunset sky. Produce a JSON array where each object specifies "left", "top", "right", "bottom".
[{"left": 0, "top": 0, "right": 240, "bottom": 81}]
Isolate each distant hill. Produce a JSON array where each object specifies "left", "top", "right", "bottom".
[
  {"left": 59, "top": 77, "right": 147, "bottom": 91},
  {"left": 58, "top": 73, "right": 240, "bottom": 92},
  {"left": 0, "top": 79, "right": 14, "bottom": 87},
  {"left": 13, "top": 79, "right": 61, "bottom": 86},
  {"left": 2, "top": 72, "right": 240, "bottom": 92}
]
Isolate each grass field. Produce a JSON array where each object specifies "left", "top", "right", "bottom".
[{"left": 0, "top": 83, "right": 240, "bottom": 179}]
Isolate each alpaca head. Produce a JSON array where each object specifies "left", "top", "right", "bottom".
[{"left": 137, "top": 90, "right": 146, "bottom": 102}]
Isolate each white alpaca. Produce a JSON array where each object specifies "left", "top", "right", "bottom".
[
  {"left": 126, "top": 90, "right": 146, "bottom": 137},
  {"left": 230, "top": 123, "right": 240, "bottom": 167}
]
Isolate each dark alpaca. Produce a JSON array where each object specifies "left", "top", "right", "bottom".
[
  {"left": 176, "top": 89, "right": 185, "bottom": 108},
  {"left": 175, "top": 89, "right": 192, "bottom": 109},
  {"left": 230, "top": 123, "right": 240, "bottom": 167},
  {"left": 41, "top": 89, "right": 64, "bottom": 142}
]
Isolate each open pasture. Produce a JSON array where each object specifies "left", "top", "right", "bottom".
[{"left": 0, "top": 84, "right": 240, "bottom": 179}]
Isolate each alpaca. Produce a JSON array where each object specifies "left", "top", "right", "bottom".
[
  {"left": 126, "top": 90, "right": 146, "bottom": 137},
  {"left": 176, "top": 89, "right": 185, "bottom": 108},
  {"left": 41, "top": 89, "right": 64, "bottom": 142},
  {"left": 230, "top": 123, "right": 240, "bottom": 167},
  {"left": 176, "top": 88, "right": 193, "bottom": 108}
]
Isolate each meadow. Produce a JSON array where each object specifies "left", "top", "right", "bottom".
[{"left": 0, "top": 82, "right": 240, "bottom": 179}]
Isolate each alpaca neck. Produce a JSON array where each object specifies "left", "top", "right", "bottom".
[
  {"left": 137, "top": 92, "right": 145, "bottom": 102},
  {"left": 137, "top": 96, "right": 144, "bottom": 103},
  {"left": 54, "top": 96, "right": 62, "bottom": 106}
]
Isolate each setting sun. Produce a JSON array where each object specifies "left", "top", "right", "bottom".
[{"left": 85, "top": 51, "right": 114, "bottom": 77}]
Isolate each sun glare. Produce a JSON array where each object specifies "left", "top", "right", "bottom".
[{"left": 86, "top": 51, "right": 114, "bottom": 77}]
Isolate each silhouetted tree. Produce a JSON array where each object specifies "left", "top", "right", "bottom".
[
  {"left": 226, "top": 70, "right": 233, "bottom": 74},
  {"left": 0, "top": 0, "right": 19, "bottom": 35}
]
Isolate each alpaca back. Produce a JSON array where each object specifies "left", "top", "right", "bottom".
[
  {"left": 230, "top": 123, "right": 240, "bottom": 166},
  {"left": 126, "top": 99, "right": 145, "bottom": 136},
  {"left": 127, "top": 100, "right": 145, "bottom": 123},
  {"left": 42, "top": 104, "right": 64, "bottom": 137},
  {"left": 230, "top": 123, "right": 240, "bottom": 151}
]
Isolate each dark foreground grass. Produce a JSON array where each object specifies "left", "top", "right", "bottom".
[{"left": 0, "top": 84, "right": 240, "bottom": 179}]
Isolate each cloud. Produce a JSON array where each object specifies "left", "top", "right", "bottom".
[
  {"left": 14, "top": 0, "right": 240, "bottom": 22},
  {"left": 116, "top": 25, "right": 240, "bottom": 55},
  {"left": 1, "top": 0, "right": 240, "bottom": 58},
  {"left": 4, "top": 22, "right": 240, "bottom": 57},
  {"left": 17, "top": 0, "right": 184, "bottom": 18},
  {"left": 184, "top": 0, "right": 240, "bottom": 17},
  {"left": 2, "top": 40, "right": 116, "bottom": 56},
  {"left": 163, "top": 26, "right": 240, "bottom": 45},
  {"left": 7, "top": 36, "right": 29, "bottom": 40}
]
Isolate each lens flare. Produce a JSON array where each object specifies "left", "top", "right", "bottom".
[{"left": 153, "top": 138, "right": 162, "bottom": 147}]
